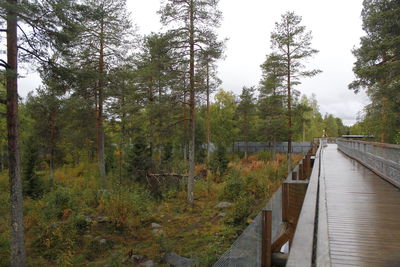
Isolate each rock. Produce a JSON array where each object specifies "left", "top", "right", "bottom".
[
  {"left": 215, "top": 202, "right": 233, "bottom": 208},
  {"left": 152, "top": 228, "right": 164, "bottom": 234},
  {"left": 85, "top": 216, "right": 92, "bottom": 224},
  {"left": 95, "top": 216, "right": 110, "bottom": 223},
  {"left": 151, "top": 223, "right": 162, "bottom": 228},
  {"left": 130, "top": 254, "right": 144, "bottom": 262},
  {"left": 164, "top": 252, "right": 194, "bottom": 267},
  {"left": 140, "top": 260, "right": 156, "bottom": 267},
  {"left": 218, "top": 212, "right": 227, "bottom": 218}
]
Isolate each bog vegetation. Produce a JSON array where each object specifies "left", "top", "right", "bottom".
[{"left": 0, "top": 152, "right": 302, "bottom": 266}]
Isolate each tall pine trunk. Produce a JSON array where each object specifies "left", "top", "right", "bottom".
[
  {"left": 6, "top": 0, "right": 26, "bottom": 265},
  {"left": 287, "top": 54, "right": 292, "bottom": 173},
  {"left": 206, "top": 61, "right": 211, "bottom": 163},
  {"left": 380, "top": 97, "right": 387, "bottom": 143},
  {"left": 49, "top": 109, "right": 56, "bottom": 183},
  {"left": 97, "top": 19, "right": 106, "bottom": 182},
  {"left": 187, "top": 0, "right": 195, "bottom": 203}
]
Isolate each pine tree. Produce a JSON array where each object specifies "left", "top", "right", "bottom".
[
  {"left": 159, "top": 0, "right": 223, "bottom": 203},
  {"left": 63, "top": 0, "right": 134, "bottom": 183},
  {"left": 237, "top": 87, "right": 256, "bottom": 158},
  {"left": 269, "top": 11, "right": 320, "bottom": 171},
  {"left": 350, "top": 0, "right": 400, "bottom": 143}
]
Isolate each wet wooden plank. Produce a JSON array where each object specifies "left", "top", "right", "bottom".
[{"left": 323, "top": 144, "right": 400, "bottom": 267}]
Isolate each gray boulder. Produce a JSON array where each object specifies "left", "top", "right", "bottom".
[
  {"left": 164, "top": 252, "right": 195, "bottom": 267},
  {"left": 215, "top": 202, "right": 233, "bottom": 208},
  {"left": 140, "top": 260, "right": 156, "bottom": 267}
]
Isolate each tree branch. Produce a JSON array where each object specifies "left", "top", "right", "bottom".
[
  {"left": 17, "top": 45, "right": 49, "bottom": 64},
  {"left": 0, "top": 59, "right": 10, "bottom": 69}
]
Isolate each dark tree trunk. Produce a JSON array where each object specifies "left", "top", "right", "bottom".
[
  {"left": 49, "top": 109, "right": 56, "bottom": 183},
  {"left": 97, "top": 19, "right": 106, "bottom": 182},
  {"left": 287, "top": 53, "right": 292, "bottom": 173},
  {"left": 188, "top": 0, "right": 195, "bottom": 203},
  {"left": 6, "top": 0, "right": 26, "bottom": 265},
  {"left": 206, "top": 60, "right": 211, "bottom": 163}
]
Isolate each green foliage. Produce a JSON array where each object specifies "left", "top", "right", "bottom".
[
  {"left": 85, "top": 238, "right": 114, "bottom": 261},
  {"left": 218, "top": 170, "right": 244, "bottom": 201},
  {"left": 210, "top": 90, "right": 239, "bottom": 148},
  {"left": 22, "top": 136, "right": 45, "bottom": 199},
  {"left": 210, "top": 145, "right": 229, "bottom": 178},
  {"left": 98, "top": 186, "right": 154, "bottom": 230},
  {"left": 126, "top": 136, "right": 153, "bottom": 180},
  {"left": 227, "top": 196, "right": 253, "bottom": 226},
  {"left": 255, "top": 150, "right": 274, "bottom": 162},
  {"left": 42, "top": 186, "right": 78, "bottom": 219},
  {"left": 349, "top": 0, "right": 400, "bottom": 143},
  {"left": 32, "top": 220, "right": 77, "bottom": 262}
]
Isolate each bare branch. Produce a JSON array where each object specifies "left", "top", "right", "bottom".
[
  {"left": 17, "top": 45, "right": 49, "bottom": 64},
  {"left": 0, "top": 59, "right": 10, "bottom": 69}
]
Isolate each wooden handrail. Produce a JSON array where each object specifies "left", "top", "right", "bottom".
[{"left": 286, "top": 144, "right": 323, "bottom": 267}]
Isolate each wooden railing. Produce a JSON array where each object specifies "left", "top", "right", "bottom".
[
  {"left": 285, "top": 143, "right": 331, "bottom": 267},
  {"left": 261, "top": 145, "right": 318, "bottom": 267}
]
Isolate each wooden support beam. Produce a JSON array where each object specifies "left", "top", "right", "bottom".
[
  {"left": 262, "top": 209, "right": 272, "bottom": 267},
  {"left": 272, "top": 225, "right": 294, "bottom": 252}
]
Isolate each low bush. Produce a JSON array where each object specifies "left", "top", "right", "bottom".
[
  {"left": 218, "top": 170, "right": 244, "bottom": 201},
  {"left": 97, "top": 186, "right": 154, "bottom": 231},
  {"left": 227, "top": 196, "right": 253, "bottom": 226}
]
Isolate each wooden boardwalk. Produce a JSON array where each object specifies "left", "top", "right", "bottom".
[{"left": 322, "top": 144, "right": 400, "bottom": 266}]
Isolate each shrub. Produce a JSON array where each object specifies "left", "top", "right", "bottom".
[
  {"left": 98, "top": 187, "right": 154, "bottom": 230},
  {"left": 210, "top": 145, "right": 229, "bottom": 178},
  {"left": 22, "top": 136, "right": 45, "bottom": 199},
  {"left": 255, "top": 150, "right": 274, "bottom": 161},
  {"left": 32, "top": 221, "right": 77, "bottom": 261},
  {"left": 218, "top": 170, "right": 245, "bottom": 201},
  {"left": 227, "top": 196, "right": 253, "bottom": 226},
  {"left": 43, "top": 186, "right": 78, "bottom": 219},
  {"left": 71, "top": 214, "right": 90, "bottom": 235},
  {"left": 85, "top": 238, "right": 114, "bottom": 261}
]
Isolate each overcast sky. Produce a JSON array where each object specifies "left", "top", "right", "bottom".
[{"left": 18, "top": 0, "right": 370, "bottom": 125}]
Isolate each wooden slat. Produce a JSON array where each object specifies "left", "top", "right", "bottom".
[{"left": 323, "top": 144, "right": 400, "bottom": 267}]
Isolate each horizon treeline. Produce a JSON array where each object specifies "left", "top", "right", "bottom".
[{"left": 0, "top": 3, "right": 348, "bottom": 176}]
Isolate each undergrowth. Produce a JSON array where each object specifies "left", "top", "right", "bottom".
[{"left": 0, "top": 152, "right": 302, "bottom": 266}]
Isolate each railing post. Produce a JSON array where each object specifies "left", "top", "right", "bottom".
[
  {"left": 261, "top": 209, "right": 272, "bottom": 267},
  {"left": 282, "top": 183, "right": 289, "bottom": 222},
  {"left": 305, "top": 152, "right": 311, "bottom": 179},
  {"left": 298, "top": 163, "right": 303, "bottom": 180}
]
